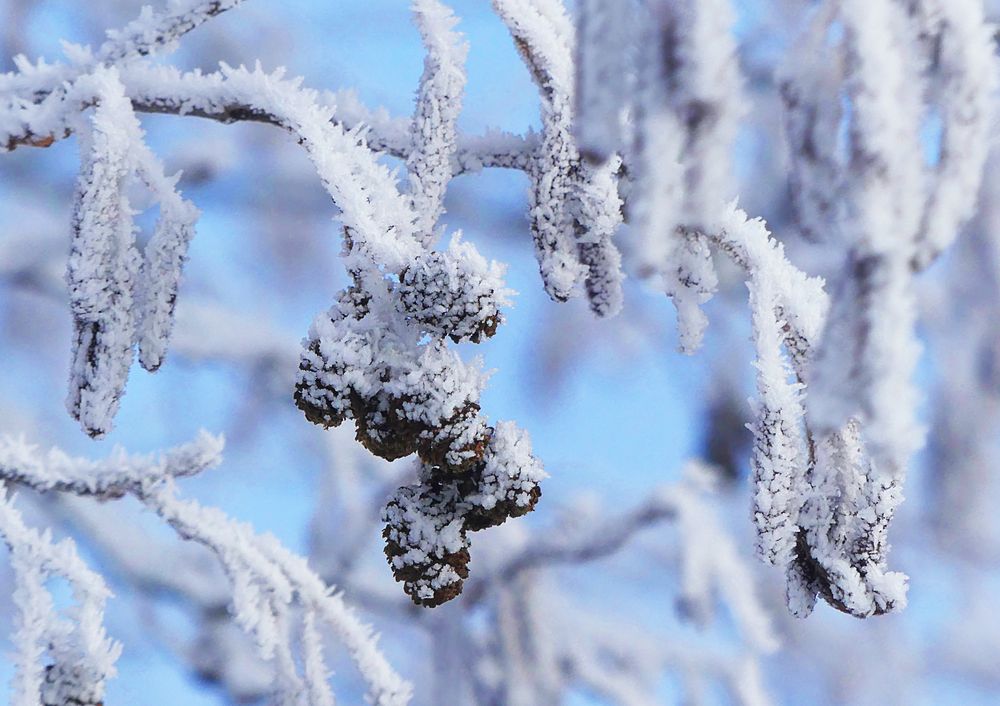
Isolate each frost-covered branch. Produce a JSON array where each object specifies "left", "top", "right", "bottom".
[
  {"left": 98, "top": 0, "right": 248, "bottom": 65},
  {"left": 0, "top": 431, "right": 223, "bottom": 498},
  {"left": 140, "top": 478, "right": 413, "bottom": 706},
  {"left": 0, "top": 0, "right": 994, "bottom": 669},
  {"left": 0, "top": 431, "right": 412, "bottom": 705},
  {"left": 0, "top": 489, "right": 121, "bottom": 706},
  {"left": 0, "top": 0, "right": 247, "bottom": 123},
  {"left": 621, "top": 0, "right": 744, "bottom": 352},
  {"left": 911, "top": 0, "right": 998, "bottom": 269}
]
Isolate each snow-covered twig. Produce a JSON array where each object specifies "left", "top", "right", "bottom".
[
  {"left": 141, "top": 478, "right": 413, "bottom": 706},
  {"left": 406, "top": 0, "right": 468, "bottom": 242},
  {"left": 0, "top": 488, "right": 121, "bottom": 706},
  {"left": 493, "top": 0, "right": 625, "bottom": 315}
]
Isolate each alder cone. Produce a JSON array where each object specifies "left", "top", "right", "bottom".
[{"left": 383, "top": 423, "right": 545, "bottom": 606}]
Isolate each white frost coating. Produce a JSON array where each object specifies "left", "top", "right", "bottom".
[
  {"left": 493, "top": 0, "right": 587, "bottom": 302},
  {"left": 667, "top": 0, "right": 744, "bottom": 352},
  {"left": 493, "top": 0, "right": 625, "bottom": 314},
  {"left": 705, "top": 199, "right": 912, "bottom": 615},
  {"left": 695, "top": 1, "right": 744, "bottom": 208},
  {"left": 797, "top": 423, "right": 908, "bottom": 617},
  {"left": 629, "top": 109, "right": 685, "bottom": 279},
  {"left": 778, "top": 2, "right": 846, "bottom": 241},
  {"left": 809, "top": 0, "right": 925, "bottom": 476},
  {"left": 665, "top": 233, "right": 717, "bottom": 354},
  {"left": 382, "top": 420, "right": 545, "bottom": 605},
  {"left": 396, "top": 232, "right": 514, "bottom": 342},
  {"left": 574, "top": 0, "right": 631, "bottom": 163},
  {"left": 103, "top": 63, "right": 423, "bottom": 274},
  {"left": 628, "top": 0, "right": 744, "bottom": 351},
  {"left": 65, "top": 67, "right": 143, "bottom": 438},
  {"left": 321, "top": 87, "right": 536, "bottom": 174},
  {"left": 407, "top": 0, "right": 469, "bottom": 242},
  {"left": 0, "top": 0, "right": 246, "bottom": 106},
  {"left": 2, "top": 0, "right": 978, "bottom": 641},
  {"left": 665, "top": 0, "right": 745, "bottom": 226},
  {"left": 0, "top": 430, "right": 224, "bottom": 496},
  {"left": 840, "top": 0, "right": 925, "bottom": 250},
  {"left": 466, "top": 421, "right": 548, "bottom": 512},
  {"left": 0, "top": 0, "right": 244, "bottom": 188},
  {"left": 709, "top": 203, "right": 828, "bottom": 348},
  {"left": 391, "top": 343, "right": 489, "bottom": 424},
  {"left": 64, "top": 66, "right": 201, "bottom": 434},
  {"left": 913, "top": 0, "right": 999, "bottom": 268},
  {"left": 143, "top": 479, "right": 413, "bottom": 706},
  {"left": 745, "top": 268, "right": 807, "bottom": 568},
  {"left": 0, "top": 489, "right": 121, "bottom": 706},
  {"left": 574, "top": 155, "right": 625, "bottom": 317},
  {"left": 100, "top": 0, "right": 249, "bottom": 64},
  {"left": 772, "top": 0, "right": 928, "bottom": 617},
  {"left": 297, "top": 287, "right": 495, "bottom": 469},
  {"left": 129, "top": 119, "right": 200, "bottom": 373}
]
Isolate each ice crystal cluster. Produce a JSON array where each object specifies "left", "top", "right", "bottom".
[{"left": 1, "top": 0, "right": 998, "bottom": 702}]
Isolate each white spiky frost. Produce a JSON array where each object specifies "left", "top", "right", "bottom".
[
  {"left": 407, "top": 0, "right": 469, "bottom": 241},
  {"left": 493, "top": 0, "right": 625, "bottom": 313},
  {"left": 0, "top": 489, "right": 121, "bottom": 706},
  {"left": 396, "top": 233, "right": 514, "bottom": 342},
  {"left": 65, "top": 67, "right": 143, "bottom": 439},
  {"left": 467, "top": 421, "right": 548, "bottom": 512}
]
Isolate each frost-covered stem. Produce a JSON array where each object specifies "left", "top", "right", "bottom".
[
  {"left": 492, "top": 0, "right": 587, "bottom": 301},
  {"left": 574, "top": 0, "right": 630, "bottom": 164},
  {"left": 0, "top": 430, "right": 224, "bottom": 498},
  {"left": 778, "top": 1, "right": 846, "bottom": 241},
  {"left": 628, "top": 0, "right": 744, "bottom": 352},
  {"left": 406, "top": 0, "right": 469, "bottom": 242},
  {"left": 662, "top": 0, "right": 745, "bottom": 226},
  {"left": 97, "top": 0, "right": 249, "bottom": 65},
  {"left": 807, "top": 0, "right": 925, "bottom": 477},
  {"left": 494, "top": 487, "right": 679, "bottom": 579},
  {"left": 911, "top": 0, "right": 998, "bottom": 270},
  {"left": 686, "top": 204, "right": 913, "bottom": 616},
  {"left": 139, "top": 479, "right": 413, "bottom": 706},
  {"left": 685, "top": 209, "right": 828, "bottom": 355},
  {"left": 492, "top": 0, "right": 625, "bottom": 314},
  {"left": 0, "top": 422, "right": 411, "bottom": 700},
  {"left": 0, "top": 488, "right": 121, "bottom": 706},
  {"left": 764, "top": 0, "right": 929, "bottom": 619},
  {"left": 62, "top": 65, "right": 200, "bottom": 434},
  {"left": 129, "top": 121, "right": 200, "bottom": 373},
  {"left": 54, "top": 63, "right": 423, "bottom": 274},
  {"left": 574, "top": 155, "right": 625, "bottom": 316},
  {"left": 745, "top": 270, "right": 808, "bottom": 568},
  {"left": 3, "top": 62, "right": 538, "bottom": 174},
  {"left": 0, "top": 424, "right": 410, "bottom": 706}
]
